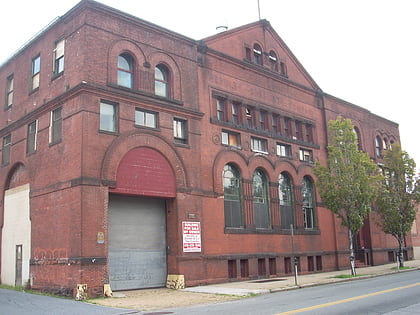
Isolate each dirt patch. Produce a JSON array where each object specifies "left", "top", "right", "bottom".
[{"left": 90, "top": 287, "right": 242, "bottom": 312}]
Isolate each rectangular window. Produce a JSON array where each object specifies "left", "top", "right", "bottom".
[
  {"left": 276, "top": 143, "right": 291, "bottom": 158},
  {"left": 173, "top": 118, "right": 187, "bottom": 144},
  {"left": 2, "top": 134, "right": 11, "bottom": 165},
  {"left": 295, "top": 121, "right": 303, "bottom": 140},
  {"left": 271, "top": 114, "right": 279, "bottom": 133},
  {"left": 232, "top": 102, "right": 241, "bottom": 125},
  {"left": 50, "top": 107, "right": 62, "bottom": 144},
  {"left": 246, "top": 106, "right": 254, "bottom": 128},
  {"left": 135, "top": 108, "right": 157, "bottom": 128},
  {"left": 259, "top": 110, "right": 268, "bottom": 130},
  {"left": 5, "top": 75, "right": 13, "bottom": 108},
  {"left": 304, "top": 207, "right": 315, "bottom": 229},
  {"left": 251, "top": 137, "right": 268, "bottom": 153},
  {"left": 100, "top": 101, "right": 117, "bottom": 132},
  {"left": 27, "top": 120, "right": 37, "bottom": 154},
  {"left": 53, "top": 39, "right": 65, "bottom": 75},
  {"left": 216, "top": 98, "right": 226, "bottom": 121},
  {"left": 221, "top": 130, "right": 240, "bottom": 148},
  {"left": 31, "top": 55, "right": 41, "bottom": 90},
  {"left": 284, "top": 117, "right": 292, "bottom": 137},
  {"left": 305, "top": 124, "right": 313, "bottom": 143},
  {"left": 299, "top": 148, "right": 313, "bottom": 162}
]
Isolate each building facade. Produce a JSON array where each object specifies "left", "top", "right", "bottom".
[{"left": 0, "top": 0, "right": 412, "bottom": 296}]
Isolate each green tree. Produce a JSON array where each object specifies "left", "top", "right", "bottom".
[
  {"left": 375, "top": 145, "right": 420, "bottom": 268},
  {"left": 313, "top": 117, "right": 382, "bottom": 275}
]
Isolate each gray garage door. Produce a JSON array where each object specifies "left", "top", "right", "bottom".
[{"left": 108, "top": 194, "right": 167, "bottom": 291}]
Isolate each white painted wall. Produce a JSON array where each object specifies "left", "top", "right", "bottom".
[{"left": 1, "top": 184, "right": 31, "bottom": 286}]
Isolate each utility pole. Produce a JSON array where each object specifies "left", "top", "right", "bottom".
[{"left": 290, "top": 224, "right": 298, "bottom": 286}]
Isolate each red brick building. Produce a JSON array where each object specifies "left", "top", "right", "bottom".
[{"left": 0, "top": 0, "right": 411, "bottom": 296}]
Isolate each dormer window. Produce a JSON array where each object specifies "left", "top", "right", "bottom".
[{"left": 253, "top": 44, "right": 262, "bottom": 65}]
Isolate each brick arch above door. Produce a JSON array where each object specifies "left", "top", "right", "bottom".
[
  {"left": 101, "top": 131, "right": 187, "bottom": 191},
  {"left": 110, "top": 147, "right": 176, "bottom": 198}
]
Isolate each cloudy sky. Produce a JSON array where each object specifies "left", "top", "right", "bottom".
[{"left": 1, "top": 0, "right": 419, "bottom": 172}]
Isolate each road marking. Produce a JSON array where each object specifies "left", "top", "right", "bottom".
[{"left": 276, "top": 282, "right": 420, "bottom": 314}]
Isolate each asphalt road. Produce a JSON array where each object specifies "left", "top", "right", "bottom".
[
  {"left": 0, "top": 288, "right": 132, "bottom": 315},
  {"left": 1, "top": 270, "right": 420, "bottom": 314},
  {"left": 164, "top": 270, "right": 420, "bottom": 314}
]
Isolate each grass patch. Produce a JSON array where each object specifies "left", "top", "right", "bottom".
[
  {"left": 391, "top": 266, "right": 413, "bottom": 270},
  {"left": 332, "top": 274, "right": 368, "bottom": 279}
]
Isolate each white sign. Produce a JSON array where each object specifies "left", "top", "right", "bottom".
[{"left": 182, "top": 221, "right": 201, "bottom": 252}]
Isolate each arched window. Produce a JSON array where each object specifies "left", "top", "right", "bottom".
[
  {"left": 375, "top": 136, "right": 382, "bottom": 158},
  {"left": 279, "top": 172, "right": 294, "bottom": 229},
  {"left": 223, "top": 164, "right": 242, "bottom": 228},
  {"left": 383, "top": 138, "right": 388, "bottom": 151},
  {"left": 155, "top": 64, "right": 170, "bottom": 97},
  {"left": 253, "top": 169, "right": 270, "bottom": 228},
  {"left": 353, "top": 127, "right": 362, "bottom": 150},
  {"left": 253, "top": 44, "right": 262, "bottom": 65},
  {"left": 302, "top": 176, "right": 315, "bottom": 229},
  {"left": 269, "top": 50, "right": 278, "bottom": 72},
  {"left": 117, "top": 53, "right": 134, "bottom": 88}
]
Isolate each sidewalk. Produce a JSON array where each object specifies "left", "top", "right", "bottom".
[{"left": 91, "top": 260, "right": 420, "bottom": 312}]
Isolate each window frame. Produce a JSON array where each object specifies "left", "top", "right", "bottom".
[
  {"left": 154, "top": 64, "right": 170, "bottom": 97},
  {"left": 31, "top": 55, "right": 41, "bottom": 91},
  {"left": 251, "top": 137, "right": 268, "bottom": 154},
  {"left": 99, "top": 101, "right": 118, "bottom": 133},
  {"left": 2, "top": 134, "right": 11, "bottom": 165},
  {"left": 53, "top": 38, "right": 65, "bottom": 76},
  {"left": 216, "top": 98, "right": 226, "bottom": 121},
  {"left": 252, "top": 168, "right": 270, "bottom": 229},
  {"left": 302, "top": 176, "right": 316, "bottom": 229},
  {"left": 27, "top": 120, "right": 38, "bottom": 154},
  {"left": 276, "top": 143, "right": 292, "bottom": 158},
  {"left": 221, "top": 130, "right": 241, "bottom": 148},
  {"left": 279, "top": 172, "right": 294, "bottom": 229},
  {"left": 135, "top": 108, "right": 158, "bottom": 129},
  {"left": 49, "top": 107, "right": 62, "bottom": 145},
  {"left": 253, "top": 44, "right": 263, "bottom": 65},
  {"left": 173, "top": 117, "right": 188, "bottom": 145},
  {"left": 117, "top": 53, "right": 134, "bottom": 88},
  {"left": 223, "top": 164, "right": 243, "bottom": 228},
  {"left": 299, "top": 148, "right": 313, "bottom": 163},
  {"left": 269, "top": 50, "right": 278, "bottom": 72},
  {"left": 5, "top": 74, "right": 14, "bottom": 109}
]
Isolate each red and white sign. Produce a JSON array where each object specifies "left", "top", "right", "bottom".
[{"left": 182, "top": 221, "right": 201, "bottom": 252}]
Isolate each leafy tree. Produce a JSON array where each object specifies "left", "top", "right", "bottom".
[
  {"left": 375, "top": 144, "right": 420, "bottom": 268},
  {"left": 313, "top": 117, "right": 382, "bottom": 275}
]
